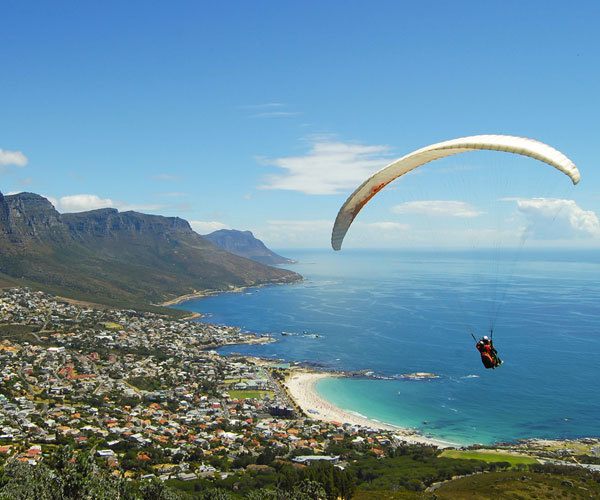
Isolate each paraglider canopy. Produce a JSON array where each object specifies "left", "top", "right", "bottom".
[{"left": 331, "top": 135, "right": 580, "bottom": 250}]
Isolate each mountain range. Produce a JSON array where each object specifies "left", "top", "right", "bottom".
[{"left": 0, "top": 191, "right": 300, "bottom": 312}]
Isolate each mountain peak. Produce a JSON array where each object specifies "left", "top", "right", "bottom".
[
  {"left": 5, "top": 191, "right": 58, "bottom": 210},
  {"left": 3, "top": 192, "right": 66, "bottom": 242},
  {"left": 204, "top": 229, "right": 295, "bottom": 266}
]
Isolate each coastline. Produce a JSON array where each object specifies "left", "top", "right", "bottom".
[
  {"left": 161, "top": 273, "right": 303, "bottom": 307},
  {"left": 165, "top": 257, "right": 600, "bottom": 452},
  {"left": 179, "top": 312, "right": 203, "bottom": 321},
  {"left": 160, "top": 289, "right": 221, "bottom": 307},
  {"left": 169, "top": 290, "right": 458, "bottom": 448},
  {"left": 161, "top": 286, "right": 251, "bottom": 306},
  {"left": 160, "top": 281, "right": 296, "bottom": 307},
  {"left": 284, "top": 370, "right": 457, "bottom": 449}
]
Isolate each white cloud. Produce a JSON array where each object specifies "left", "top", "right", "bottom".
[
  {"left": 190, "top": 220, "right": 230, "bottom": 234},
  {"left": 515, "top": 198, "right": 600, "bottom": 239},
  {"left": 259, "top": 139, "right": 391, "bottom": 195},
  {"left": 0, "top": 149, "right": 28, "bottom": 167},
  {"left": 392, "top": 200, "right": 482, "bottom": 218},
  {"left": 252, "top": 200, "right": 600, "bottom": 249},
  {"left": 51, "top": 194, "right": 163, "bottom": 213},
  {"left": 58, "top": 194, "right": 115, "bottom": 212}
]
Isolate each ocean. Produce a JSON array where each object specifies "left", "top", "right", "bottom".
[{"left": 174, "top": 249, "right": 600, "bottom": 445}]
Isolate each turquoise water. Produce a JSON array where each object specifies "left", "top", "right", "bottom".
[{"left": 175, "top": 249, "right": 600, "bottom": 445}]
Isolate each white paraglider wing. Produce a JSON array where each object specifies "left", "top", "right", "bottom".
[{"left": 331, "top": 135, "right": 580, "bottom": 250}]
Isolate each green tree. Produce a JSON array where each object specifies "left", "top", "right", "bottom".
[
  {"left": 139, "top": 479, "right": 183, "bottom": 500},
  {"left": 197, "top": 489, "right": 234, "bottom": 500},
  {"left": 284, "top": 479, "right": 327, "bottom": 500},
  {"left": 0, "top": 462, "right": 61, "bottom": 500},
  {"left": 245, "top": 488, "right": 277, "bottom": 499}
]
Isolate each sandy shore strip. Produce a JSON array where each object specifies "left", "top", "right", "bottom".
[
  {"left": 160, "top": 290, "right": 215, "bottom": 307},
  {"left": 284, "top": 370, "right": 457, "bottom": 448},
  {"left": 160, "top": 286, "right": 256, "bottom": 307}
]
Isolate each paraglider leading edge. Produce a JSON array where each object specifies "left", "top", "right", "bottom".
[{"left": 331, "top": 134, "right": 581, "bottom": 251}]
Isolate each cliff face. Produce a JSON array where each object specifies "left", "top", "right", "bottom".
[
  {"left": 204, "top": 229, "right": 295, "bottom": 265},
  {"left": 0, "top": 191, "right": 301, "bottom": 308},
  {"left": 4, "top": 193, "right": 68, "bottom": 243},
  {"left": 0, "top": 192, "right": 10, "bottom": 237},
  {"left": 62, "top": 209, "right": 193, "bottom": 239}
]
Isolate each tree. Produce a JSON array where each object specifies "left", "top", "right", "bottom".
[
  {"left": 285, "top": 480, "right": 327, "bottom": 500},
  {"left": 197, "top": 489, "right": 235, "bottom": 500},
  {"left": 0, "top": 462, "right": 61, "bottom": 500},
  {"left": 0, "top": 454, "right": 134, "bottom": 500},
  {"left": 256, "top": 447, "right": 276, "bottom": 466},
  {"left": 139, "top": 479, "right": 182, "bottom": 500},
  {"left": 245, "top": 489, "right": 277, "bottom": 500}
]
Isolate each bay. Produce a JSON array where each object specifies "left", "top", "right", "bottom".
[{"left": 174, "top": 249, "right": 600, "bottom": 445}]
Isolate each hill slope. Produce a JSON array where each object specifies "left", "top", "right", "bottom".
[
  {"left": 0, "top": 192, "right": 300, "bottom": 309},
  {"left": 204, "top": 229, "right": 295, "bottom": 265}
]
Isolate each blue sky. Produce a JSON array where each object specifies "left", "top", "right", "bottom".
[{"left": 1, "top": 1, "right": 599, "bottom": 248}]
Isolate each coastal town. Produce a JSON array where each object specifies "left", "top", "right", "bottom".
[
  {"left": 0, "top": 288, "right": 425, "bottom": 481},
  {"left": 0, "top": 287, "right": 599, "bottom": 498}
]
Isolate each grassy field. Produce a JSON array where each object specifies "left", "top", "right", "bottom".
[
  {"left": 228, "top": 390, "right": 274, "bottom": 400},
  {"left": 440, "top": 449, "right": 538, "bottom": 466},
  {"left": 433, "top": 470, "right": 600, "bottom": 499},
  {"left": 103, "top": 322, "right": 122, "bottom": 330}
]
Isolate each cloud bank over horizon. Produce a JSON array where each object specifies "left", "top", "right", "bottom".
[{"left": 515, "top": 198, "right": 600, "bottom": 240}]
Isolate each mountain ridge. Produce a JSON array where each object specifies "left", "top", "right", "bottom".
[
  {"left": 0, "top": 192, "right": 301, "bottom": 312},
  {"left": 203, "top": 229, "right": 295, "bottom": 266}
]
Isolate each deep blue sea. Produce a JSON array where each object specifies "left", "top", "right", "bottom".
[{"left": 175, "top": 249, "right": 600, "bottom": 445}]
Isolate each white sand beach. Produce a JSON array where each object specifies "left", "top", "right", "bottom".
[
  {"left": 160, "top": 286, "right": 256, "bottom": 307},
  {"left": 284, "top": 370, "right": 456, "bottom": 448}
]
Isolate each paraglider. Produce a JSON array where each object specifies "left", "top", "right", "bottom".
[
  {"left": 331, "top": 135, "right": 580, "bottom": 251},
  {"left": 472, "top": 333, "right": 502, "bottom": 369},
  {"left": 331, "top": 135, "right": 581, "bottom": 368}
]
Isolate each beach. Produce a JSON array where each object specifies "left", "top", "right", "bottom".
[
  {"left": 284, "top": 370, "right": 455, "bottom": 448},
  {"left": 160, "top": 290, "right": 214, "bottom": 306},
  {"left": 161, "top": 285, "right": 263, "bottom": 307}
]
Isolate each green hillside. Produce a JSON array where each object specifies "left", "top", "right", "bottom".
[{"left": 0, "top": 192, "right": 300, "bottom": 312}]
